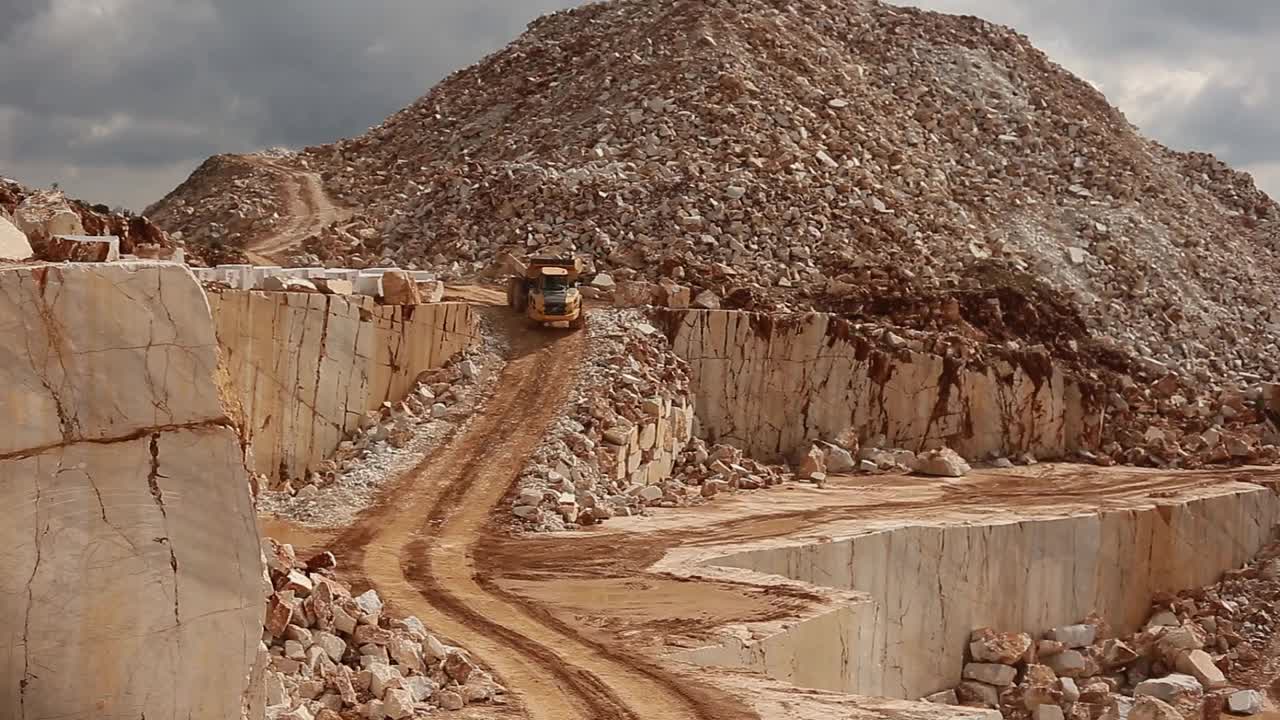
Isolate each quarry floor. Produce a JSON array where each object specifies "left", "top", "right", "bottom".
[
  {"left": 262, "top": 382, "right": 1280, "bottom": 720},
  {"left": 241, "top": 264, "right": 1280, "bottom": 720}
]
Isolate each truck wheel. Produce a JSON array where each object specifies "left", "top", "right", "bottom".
[{"left": 570, "top": 314, "right": 586, "bottom": 331}]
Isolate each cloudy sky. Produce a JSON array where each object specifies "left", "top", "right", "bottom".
[{"left": 0, "top": 0, "right": 1275, "bottom": 211}]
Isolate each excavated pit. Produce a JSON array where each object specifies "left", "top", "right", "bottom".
[{"left": 653, "top": 472, "right": 1280, "bottom": 702}]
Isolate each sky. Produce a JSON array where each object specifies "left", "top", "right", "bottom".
[{"left": 0, "top": 0, "right": 1275, "bottom": 211}]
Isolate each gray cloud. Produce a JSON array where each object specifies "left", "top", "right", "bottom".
[
  {"left": 0, "top": 0, "right": 1276, "bottom": 210},
  {"left": 0, "top": 0, "right": 577, "bottom": 208},
  {"left": 910, "top": 0, "right": 1280, "bottom": 188}
]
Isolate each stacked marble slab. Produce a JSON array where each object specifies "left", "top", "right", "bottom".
[{"left": 191, "top": 265, "right": 439, "bottom": 298}]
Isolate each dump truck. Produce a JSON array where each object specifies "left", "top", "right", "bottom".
[{"left": 506, "top": 255, "right": 586, "bottom": 329}]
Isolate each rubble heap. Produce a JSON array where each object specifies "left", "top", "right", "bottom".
[
  {"left": 144, "top": 151, "right": 293, "bottom": 264},
  {"left": 260, "top": 539, "right": 503, "bottom": 719},
  {"left": 937, "top": 535, "right": 1280, "bottom": 719},
  {"left": 147, "top": 0, "right": 1280, "bottom": 463},
  {"left": 0, "top": 176, "right": 174, "bottom": 259},
  {"left": 512, "top": 309, "right": 784, "bottom": 531},
  {"left": 221, "top": 0, "right": 1280, "bottom": 398}
]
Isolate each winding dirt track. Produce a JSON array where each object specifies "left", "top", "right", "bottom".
[
  {"left": 336, "top": 313, "right": 747, "bottom": 720},
  {"left": 243, "top": 157, "right": 349, "bottom": 265}
]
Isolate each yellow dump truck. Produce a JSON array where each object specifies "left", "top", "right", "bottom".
[{"left": 506, "top": 255, "right": 586, "bottom": 329}]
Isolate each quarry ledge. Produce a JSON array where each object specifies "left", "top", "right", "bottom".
[{"left": 640, "top": 467, "right": 1280, "bottom": 702}]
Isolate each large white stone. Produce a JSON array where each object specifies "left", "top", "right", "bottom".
[
  {"left": 0, "top": 215, "right": 32, "bottom": 260},
  {"left": 1045, "top": 624, "right": 1096, "bottom": 648},
  {"left": 1228, "top": 689, "right": 1264, "bottom": 715},
  {"left": 1173, "top": 648, "right": 1226, "bottom": 689},
  {"left": 914, "top": 448, "right": 971, "bottom": 478},
  {"left": 0, "top": 262, "right": 263, "bottom": 720},
  {"left": 1134, "top": 674, "right": 1203, "bottom": 703},
  {"left": 963, "top": 662, "right": 1016, "bottom": 686},
  {"left": 12, "top": 192, "right": 84, "bottom": 241}
]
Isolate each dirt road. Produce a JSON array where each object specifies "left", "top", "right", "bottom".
[
  {"left": 243, "top": 157, "right": 350, "bottom": 265},
  {"left": 335, "top": 311, "right": 748, "bottom": 720}
]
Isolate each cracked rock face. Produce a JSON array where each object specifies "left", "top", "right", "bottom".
[
  {"left": 667, "top": 310, "right": 1087, "bottom": 463},
  {"left": 1, "top": 263, "right": 225, "bottom": 452},
  {"left": 0, "top": 262, "right": 263, "bottom": 720},
  {"left": 208, "top": 290, "right": 479, "bottom": 484}
]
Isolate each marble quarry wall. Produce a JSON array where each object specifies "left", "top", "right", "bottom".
[
  {"left": 665, "top": 310, "right": 1094, "bottom": 463},
  {"left": 676, "top": 482, "right": 1280, "bottom": 699},
  {"left": 208, "top": 290, "right": 479, "bottom": 482},
  {"left": 0, "top": 262, "right": 263, "bottom": 719}
]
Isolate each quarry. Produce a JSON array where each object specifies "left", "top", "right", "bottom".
[{"left": 5, "top": 1, "right": 1280, "bottom": 720}]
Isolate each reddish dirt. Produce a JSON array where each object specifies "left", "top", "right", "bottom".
[{"left": 442, "top": 284, "right": 507, "bottom": 306}]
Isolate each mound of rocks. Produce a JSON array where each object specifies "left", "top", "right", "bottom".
[
  {"left": 671, "top": 437, "right": 788, "bottom": 494},
  {"left": 0, "top": 177, "right": 174, "bottom": 259},
  {"left": 259, "top": 539, "right": 502, "bottom": 719},
  {"left": 242, "top": 0, "right": 1280, "bottom": 395},
  {"left": 513, "top": 310, "right": 697, "bottom": 530},
  {"left": 144, "top": 151, "right": 292, "bottom": 263},
  {"left": 935, "top": 537, "right": 1280, "bottom": 719},
  {"left": 513, "top": 309, "right": 794, "bottom": 531}
]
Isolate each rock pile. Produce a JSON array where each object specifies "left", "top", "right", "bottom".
[
  {"left": 259, "top": 539, "right": 502, "bottom": 718},
  {"left": 149, "top": 0, "right": 1280, "bottom": 463},
  {"left": 512, "top": 309, "right": 786, "bottom": 530},
  {"left": 936, "top": 537, "right": 1280, "bottom": 719},
  {"left": 295, "top": 211, "right": 387, "bottom": 268},
  {"left": 221, "top": 0, "right": 1280, "bottom": 394},
  {"left": 0, "top": 177, "right": 174, "bottom": 259},
  {"left": 144, "top": 151, "right": 291, "bottom": 264},
  {"left": 670, "top": 437, "right": 787, "bottom": 496},
  {"left": 513, "top": 309, "right": 696, "bottom": 530},
  {"left": 1094, "top": 378, "right": 1280, "bottom": 470}
]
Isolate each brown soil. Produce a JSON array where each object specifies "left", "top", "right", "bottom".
[
  {"left": 442, "top": 284, "right": 508, "bottom": 306},
  {"left": 243, "top": 156, "right": 351, "bottom": 265}
]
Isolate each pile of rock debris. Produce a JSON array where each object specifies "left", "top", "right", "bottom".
[
  {"left": 938, "top": 537, "right": 1280, "bottom": 719},
  {"left": 512, "top": 309, "right": 785, "bottom": 530},
  {"left": 146, "top": 0, "right": 1280, "bottom": 469},
  {"left": 258, "top": 539, "right": 501, "bottom": 719},
  {"left": 1, "top": 177, "right": 175, "bottom": 261},
  {"left": 260, "top": 344, "right": 502, "bottom": 528},
  {"left": 144, "top": 150, "right": 295, "bottom": 264},
  {"left": 253, "top": 0, "right": 1280, "bottom": 396}
]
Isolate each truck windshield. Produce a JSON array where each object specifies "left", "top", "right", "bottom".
[{"left": 543, "top": 275, "right": 569, "bottom": 292}]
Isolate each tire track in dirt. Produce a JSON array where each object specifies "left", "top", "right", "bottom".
[
  {"left": 243, "top": 157, "right": 349, "bottom": 265},
  {"left": 339, "top": 312, "right": 750, "bottom": 720}
]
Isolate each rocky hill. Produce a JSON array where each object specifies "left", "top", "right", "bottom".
[
  {"left": 144, "top": 153, "right": 289, "bottom": 264},
  {"left": 151, "top": 0, "right": 1280, "bottom": 393}
]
